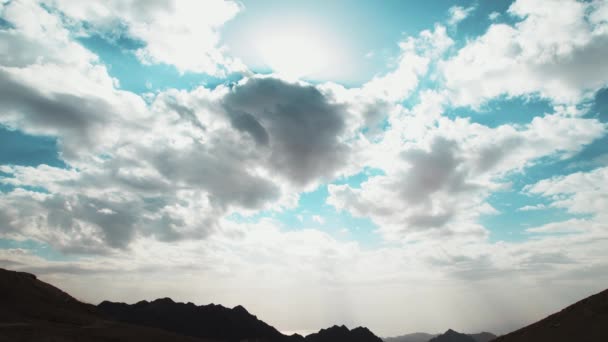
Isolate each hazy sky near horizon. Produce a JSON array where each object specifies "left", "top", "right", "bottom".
[{"left": 1, "top": 0, "right": 608, "bottom": 336}]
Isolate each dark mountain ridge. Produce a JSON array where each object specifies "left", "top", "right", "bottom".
[
  {"left": 98, "top": 297, "right": 299, "bottom": 342},
  {"left": 98, "top": 298, "right": 385, "bottom": 342},
  {"left": 305, "top": 325, "right": 383, "bottom": 342},
  {"left": 0, "top": 268, "right": 210, "bottom": 342},
  {"left": 0, "top": 268, "right": 385, "bottom": 342},
  {"left": 492, "top": 288, "right": 608, "bottom": 342}
]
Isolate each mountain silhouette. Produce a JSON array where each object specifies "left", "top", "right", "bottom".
[
  {"left": 98, "top": 298, "right": 300, "bottom": 342},
  {"left": 429, "top": 329, "right": 476, "bottom": 342},
  {"left": 492, "top": 288, "right": 608, "bottom": 342},
  {"left": 0, "top": 267, "right": 97, "bottom": 325},
  {"left": 98, "top": 300, "right": 386, "bottom": 342},
  {"left": 305, "top": 325, "right": 383, "bottom": 342},
  {"left": 0, "top": 268, "right": 210, "bottom": 342}
]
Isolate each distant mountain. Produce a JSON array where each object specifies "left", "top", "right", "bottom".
[
  {"left": 385, "top": 331, "right": 495, "bottom": 342},
  {"left": 429, "top": 329, "right": 476, "bottom": 342},
  {"left": 98, "top": 298, "right": 298, "bottom": 342},
  {"left": 384, "top": 332, "right": 437, "bottom": 342},
  {"left": 468, "top": 332, "right": 496, "bottom": 342},
  {"left": 492, "top": 288, "right": 608, "bottom": 342},
  {"left": 306, "top": 325, "right": 384, "bottom": 342},
  {"left": 0, "top": 268, "right": 209, "bottom": 342}
]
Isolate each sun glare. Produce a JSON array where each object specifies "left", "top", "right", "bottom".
[{"left": 255, "top": 26, "right": 336, "bottom": 79}]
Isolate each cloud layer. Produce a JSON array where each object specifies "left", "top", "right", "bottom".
[{"left": 0, "top": 0, "right": 607, "bottom": 337}]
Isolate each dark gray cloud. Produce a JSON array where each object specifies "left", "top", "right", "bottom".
[
  {"left": 407, "top": 211, "right": 454, "bottom": 228},
  {"left": 0, "top": 70, "right": 111, "bottom": 159},
  {"left": 223, "top": 78, "right": 350, "bottom": 186},
  {"left": 230, "top": 111, "right": 269, "bottom": 145},
  {"left": 43, "top": 195, "right": 138, "bottom": 250},
  {"left": 473, "top": 136, "right": 523, "bottom": 173},
  {"left": 592, "top": 87, "right": 608, "bottom": 122},
  {"left": 398, "top": 137, "right": 478, "bottom": 205},
  {"left": 146, "top": 138, "right": 280, "bottom": 210},
  {"left": 164, "top": 99, "right": 205, "bottom": 130}
]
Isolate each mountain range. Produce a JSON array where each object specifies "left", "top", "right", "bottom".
[
  {"left": 1, "top": 267, "right": 607, "bottom": 341},
  {"left": 385, "top": 330, "right": 496, "bottom": 342}
]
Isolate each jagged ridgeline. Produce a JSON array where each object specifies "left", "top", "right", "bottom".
[
  {"left": 0, "top": 268, "right": 384, "bottom": 342},
  {"left": 2, "top": 267, "right": 608, "bottom": 342}
]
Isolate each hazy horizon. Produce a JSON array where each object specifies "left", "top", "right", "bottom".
[{"left": 1, "top": 0, "right": 607, "bottom": 337}]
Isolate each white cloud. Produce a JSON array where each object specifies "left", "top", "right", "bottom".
[
  {"left": 518, "top": 204, "right": 547, "bottom": 211},
  {"left": 441, "top": 0, "right": 608, "bottom": 107},
  {"left": 447, "top": 5, "right": 476, "bottom": 26},
  {"left": 47, "top": 0, "right": 245, "bottom": 75},
  {"left": 360, "top": 25, "right": 453, "bottom": 103},
  {"left": 524, "top": 166, "right": 608, "bottom": 220},
  {"left": 526, "top": 218, "right": 592, "bottom": 234}
]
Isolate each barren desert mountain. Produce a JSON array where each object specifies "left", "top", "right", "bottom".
[
  {"left": 0, "top": 268, "right": 210, "bottom": 342},
  {"left": 0, "top": 267, "right": 384, "bottom": 342},
  {"left": 98, "top": 297, "right": 300, "bottom": 342},
  {"left": 98, "top": 300, "right": 387, "bottom": 342},
  {"left": 492, "top": 288, "right": 608, "bottom": 342},
  {"left": 0, "top": 267, "right": 97, "bottom": 325}
]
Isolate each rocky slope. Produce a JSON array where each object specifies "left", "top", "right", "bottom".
[{"left": 492, "top": 288, "right": 608, "bottom": 342}]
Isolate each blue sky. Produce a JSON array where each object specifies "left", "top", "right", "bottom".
[{"left": 1, "top": 0, "right": 608, "bottom": 337}]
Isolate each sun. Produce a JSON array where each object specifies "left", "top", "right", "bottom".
[{"left": 255, "top": 25, "right": 336, "bottom": 80}]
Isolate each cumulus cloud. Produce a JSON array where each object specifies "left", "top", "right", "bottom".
[
  {"left": 223, "top": 77, "right": 350, "bottom": 186},
  {"left": 328, "top": 99, "right": 606, "bottom": 241},
  {"left": 0, "top": 75, "right": 357, "bottom": 251},
  {"left": 0, "top": 0, "right": 361, "bottom": 252},
  {"left": 0, "top": 2, "right": 344, "bottom": 257},
  {"left": 370, "top": 26, "right": 452, "bottom": 99},
  {"left": 441, "top": 0, "right": 608, "bottom": 106},
  {"left": 47, "top": 0, "right": 244, "bottom": 75}
]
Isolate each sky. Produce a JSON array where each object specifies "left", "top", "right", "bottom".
[{"left": 1, "top": 0, "right": 608, "bottom": 337}]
